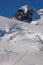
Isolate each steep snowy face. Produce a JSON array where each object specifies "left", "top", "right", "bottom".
[
  {"left": 0, "top": 14, "right": 43, "bottom": 52},
  {"left": 32, "top": 9, "right": 40, "bottom": 21},
  {"left": 0, "top": 8, "right": 43, "bottom": 65}
]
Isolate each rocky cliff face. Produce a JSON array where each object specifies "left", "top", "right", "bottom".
[{"left": 12, "top": 5, "right": 33, "bottom": 22}]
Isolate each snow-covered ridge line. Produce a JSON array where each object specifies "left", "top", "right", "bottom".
[{"left": 0, "top": 7, "right": 43, "bottom": 65}]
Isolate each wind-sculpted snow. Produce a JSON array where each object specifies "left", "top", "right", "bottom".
[
  {"left": 0, "top": 13, "right": 43, "bottom": 65},
  {"left": 38, "top": 9, "right": 43, "bottom": 16}
]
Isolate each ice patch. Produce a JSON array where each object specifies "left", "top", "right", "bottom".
[{"left": 31, "top": 21, "right": 38, "bottom": 25}]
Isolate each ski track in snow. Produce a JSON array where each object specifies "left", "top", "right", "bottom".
[{"left": 0, "top": 9, "right": 43, "bottom": 65}]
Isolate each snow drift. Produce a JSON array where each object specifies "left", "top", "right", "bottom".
[{"left": 0, "top": 7, "right": 43, "bottom": 65}]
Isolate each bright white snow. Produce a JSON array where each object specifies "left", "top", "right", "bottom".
[{"left": 0, "top": 8, "right": 43, "bottom": 65}]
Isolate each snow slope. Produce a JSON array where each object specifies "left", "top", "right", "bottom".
[{"left": 0, "top": 9, "right": 43, "bottom": 65}]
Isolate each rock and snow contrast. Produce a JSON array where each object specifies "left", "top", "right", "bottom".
[
  {"left": 0, "top": 5, "right": 43, "bottom": 65},
  {"left": 12, "top": 5, "right": 33, "bottom": 22}
]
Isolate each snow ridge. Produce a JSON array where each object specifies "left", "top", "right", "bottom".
[{"left": 0, "top": 7, "right": 43, "bottom": 65}]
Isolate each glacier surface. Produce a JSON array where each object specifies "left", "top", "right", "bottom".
[{"left": 0, "top": 9, "right": 43, "bottom": 65}]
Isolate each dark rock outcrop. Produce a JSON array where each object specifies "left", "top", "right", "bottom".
[{"left": 12, "top": 5, "right": 33, "bottom": 22}]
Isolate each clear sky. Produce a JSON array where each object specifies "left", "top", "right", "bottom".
[{"left": 0, "top": 0, "right": 43, "bottom": 18}]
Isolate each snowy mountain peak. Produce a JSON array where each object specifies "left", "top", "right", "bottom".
[
  {"left": 19, "top": 5, "right": 32, "bottom": 13},
  {"left": 12, "top": 5, "right": 33, "bottom": 22},
  {"left": 12, "top": 5, "right": 41, "bottom": 23}
]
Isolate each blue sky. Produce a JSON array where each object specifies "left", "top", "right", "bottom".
[{"left": 0, "top": 0, "right": 43, "bottom": 18}]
